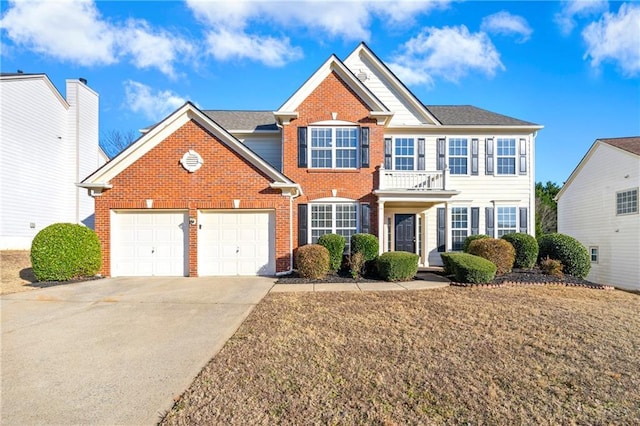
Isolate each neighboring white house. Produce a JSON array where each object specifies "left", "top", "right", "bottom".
[
  {"left": 557, "top": 137, "right": 640, "bottom": 291},
  {"left": 0, "top": 73, "right": 106, "bottom": 250}
]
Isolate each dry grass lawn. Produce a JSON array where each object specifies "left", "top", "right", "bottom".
[
  {"left": 162, "top": 286, "right": 640, "bottom": 425},
  {"left": 1, "top": 250, "right": 36, "bottom": 295}
]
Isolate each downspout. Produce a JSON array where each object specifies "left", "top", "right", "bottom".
[{"left": 275, "top": 188, "right": 300, "bottom": 276}]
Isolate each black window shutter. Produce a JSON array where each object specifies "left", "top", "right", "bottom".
[
  {"left": 298, "top": 204, "right": 308, "bottom": 246},
  {"left": 437, "top": 207, "right": 445, "bottom": 252},
  {"left": 485, "top": 207, "right": 494, "bottom": 237},
  {"left": 519, "top": 138, "right": 527, "bottom": 175},
  {"left": 360, "top": 203, "right": 370, "bottom": 234},
  {"left": 384, "top": 137, "right": 392, "bottom": 169},
  {"left": 471, "top": 138, "right": 479, "bottom": 175},
  {"left": 485, "top": 138, "right": 494, "bottom": 175},
  {"left": 360, "top": 127, "right": 370, "bottom": 168},
  {"left": 298, "top": 127, "right": 307, "bottom": 168},
  {"left": 417, "top": 138, "right": 426, "bottom": 170},
  {"left": 471, "top": 207, "right": 479, "bottom": 235},
  {"left": 519, "top": 207, "right": 528, "bottom": 233},
  {"left": 436, "top": 138, "right": 446, "bottom": 170}
]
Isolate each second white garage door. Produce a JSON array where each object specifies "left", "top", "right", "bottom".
[{"left": 198, "top": 211, "right": 275, "bottom": 276}]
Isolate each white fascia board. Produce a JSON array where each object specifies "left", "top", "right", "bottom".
[
  {"left": 374, "top": 190, "right": 461, "bottom": 203},
  {"left": 270, "top": 182, "right": 303, "bottom": 197},
  {"left": 82, "top": 103, "right": 294, "bottom": 186},
  {"left": 1, "top": 74, "right": 69, "bottom": 109},
  {"left": 385, "top": 124, "right": 544, "bottom": 132},
  {"left": 345, "top": 44, "right": 440, "bottom": 126},
  {"left": 276, "top": 55, "right": 389, "bottom": 117}
]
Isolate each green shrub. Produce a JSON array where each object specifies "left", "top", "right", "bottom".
[
  {"left": 350, "top": 233, "right": 379, "bottom": 261},
  {"left": 537, "top": 233, "right": 590, "bottom": 279},
  {"left": 501, "top": 233, "right": 538, "bottom": 269},
  {"left": 440, "top": 252, "right": 456, "bottom": 275},
  {"left": 349, "top": 251, "right": 366, "bottom": 279},
  {"left": 442, "top": 252, "right": 496, "bottom": 284},
  {"left": 377, "top": 251, "right": 419, "bottom": 282},
  {"left": 462, "top": 234, "right": 490, "bottom": 253},
  {"left": 295, "top": 244, "right": 330, "bottom": 279},
  {"left": 30, "top": 223, "right": 102, "bottom": 282},
  {"left": 468, "top": 238, "right": 515, "bottom": 275},
  {"left": 317, "top": 234, "right": 345, "bottom": 271},
  {"left": 540, "top": 256, "right": 564, "bottom": 278}
]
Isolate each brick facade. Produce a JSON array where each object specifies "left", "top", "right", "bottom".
[
  {"left": 94, "top": 120, "right": 291, "bottom": 276},
  {"left": 282, "top": 71, "right": 383, "bottom": 248}
]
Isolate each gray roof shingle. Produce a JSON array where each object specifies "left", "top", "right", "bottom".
[
  {"left": 425, "top": 105, "right": 538, "bottom": 126},
  {"left": 203, "top": 110, "right": 278, "bottom": 131},
  {"left": 599, "top": 136, "right": 640, "bottom": 156}
]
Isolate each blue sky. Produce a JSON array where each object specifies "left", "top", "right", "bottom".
[{"left": 1, "top": 0, "right": 638, "bottom": 185}]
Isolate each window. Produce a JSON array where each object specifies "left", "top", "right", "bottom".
[
  {"left": 451, "top": 207, "right": 469, "bottom": 251},
  {"left": 496, "top": 138, "right": 516, "bottom": 175},
  {"left": 310, "top": 203, "right": 357, "bottom": 251},
  {"left": 616, "top": 188, "right": 638, "bottom": 215},
  {"left": 449, "top": 138, "right": 468, "bottom": 175},
  {"left": 394, "top": 138, "right": 415, "bottom": 170},
  {"left": 590, "top": 247, "right": 598, "bottom": 263},
  {"left": 497, "top": 207, "right": 517, "bottom": 237},
  {"left": 417, "top": 215, "right": 422, "bottom": 256},
  {"left": 310, "top": 127, "right": 358, "bottom": 169}
]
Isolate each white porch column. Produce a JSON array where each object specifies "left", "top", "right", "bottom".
[{"left": 378, "top": 200, "right": 385, "bottom": 255}]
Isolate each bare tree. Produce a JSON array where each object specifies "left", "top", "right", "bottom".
[{"left": 100, "top": 129, "right": 139, "bottom": 158}]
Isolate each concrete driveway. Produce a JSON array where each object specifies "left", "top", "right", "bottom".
[{"left": 1, "top": 276, "right": 274, "bottom": 425}]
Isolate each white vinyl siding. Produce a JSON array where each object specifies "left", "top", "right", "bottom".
[
  {"left": 557, "top": 142, "right": 640, "bottom": 291},
  {"left": 239, "top": 135, "right": 282, "bottom": 171}
]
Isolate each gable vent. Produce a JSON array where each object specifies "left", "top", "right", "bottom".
[
  {"left": 357, "top": 70, "right": 368, "bottom": 82},
  {"left": 180, "top": 150, "right": 203, "bottom": 173}
]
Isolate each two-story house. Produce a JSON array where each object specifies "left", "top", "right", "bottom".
[
  {"left": 79, "top": 43, "right": 542, "bottom": 277},
  {"left": 1, "top": 72, "right": 106, "bottom": 250}
]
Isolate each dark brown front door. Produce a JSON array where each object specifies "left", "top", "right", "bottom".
[{"left": 394, "top": 214, "right": 415, "bottom": 253}]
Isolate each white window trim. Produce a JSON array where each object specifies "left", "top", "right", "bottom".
[
  {"left": 308, "top": 126, "right": 359, "bottom": 169},
  {"left": 308, "top": 201, "right": 359, "bottom": 250},
  {"left": 392, "top": 137, "right": 417, "bottom": 171},
  {"left": 496, "top": 206, "right": 518, "bottom": 237},
  {"left": 615, "top": 188, "right": 639, "bottom": 216},
  {"left": 450, "top": 206, "right": 470, "bottom": 251},
  {"left": 589, "top": 246, "right": 599, "bottom": 263},
  {"left": 448, "top": 137, "right": 470, "bottom": 176},
  {"left": 495, "top": 137, "right": 517, "bottom": 176}
]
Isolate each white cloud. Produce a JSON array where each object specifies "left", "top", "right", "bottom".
[
  {"left": 186, "top": 0, "right": 452, "bottom": 67},
  {"left": 554, "top": 0, "right": 609, "bottom": 35},
  {"left": 124, "top": 80, "right": 188, "bottom": 121},
  {"left": 582, "top": 3, "right": 640, "bottom": 77},
  {"left": 0, "top": 0, "right": 193, "bottom": 77},
  {"left": 388, "top": 26, "right": 504, "bottom": 88},
  {"left": 206, "top": 29, "right": 302, "bottom": 67},
  {"left": 481, "top": 11, "right": 532, "bottom": 43}
]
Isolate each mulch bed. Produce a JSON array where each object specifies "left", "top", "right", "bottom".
[{"left": 277, "top": 267, "right": 614, "bottom": 290}]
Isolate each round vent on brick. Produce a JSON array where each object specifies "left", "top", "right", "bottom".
[{"left": 180, "top": 150, "right": 203, "bottom": 172}]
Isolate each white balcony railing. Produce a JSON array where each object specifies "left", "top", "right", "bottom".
[{"left": 378, "top": 165, "right": 448, "bottom": 191}]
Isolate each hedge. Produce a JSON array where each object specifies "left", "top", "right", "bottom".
[
  {"left": 462, "top": 234, "right": 490, "bottom": 253},
  {"left": 537, "top": 233, "right": 590, "bottom": 279},
  {"left": 317, "top": 233, "right": 345, "bottom": 271},
  {"left": 350, "top": 233, "right": 379, "bottom": 261},
  {"left": 440, "top": 252, "right": 497, "bottom": 284},
  {"left": 467, "top": 238, "right": 515, "bottom": 275},
  {"left": 377, "top": 251, "right": 419, "bottom": 282},
  {"left": 501, "top": 233, "right": 538, "bottom": 269}
]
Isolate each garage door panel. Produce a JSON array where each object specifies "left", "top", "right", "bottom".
[
  {"left": 112, "top": 212, "right": 188, "bottom": 277},
  {"left": 198, "top": 211, "right": 274, "bottom": 276}
]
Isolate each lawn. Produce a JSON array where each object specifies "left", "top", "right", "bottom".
[{"left": 161, "top": 286, "right": 639, "bottom": 425}]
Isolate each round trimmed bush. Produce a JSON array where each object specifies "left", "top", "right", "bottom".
[
  {"left": 462, "top": 234, "right": 490, "bottom": 253},
  {"left": 501, "top": 233, "right": 538, "bottom": 269},
  {"left": 30, "top": 223, "right": 102, "bottom": 281},
  {"left": 537, "top": 233, "right": 590, "bottom": 279},
  {"left": 377, "top": 251, "right": 419, "bottom": 282},
  {"left": 350, "top": 233, "right": 379, "bottom": 261},
  {"left": 468, "top": 238, "right": 515, "bottom": 275},
  {"left": 317, "top": 233, "right": 345, "bottom": 271},
  {"left": 443, "top": 252, "right": 497, "bottom": 284},
  {"left": 295, "top": 244, "right": 330, "bottom": 279}
]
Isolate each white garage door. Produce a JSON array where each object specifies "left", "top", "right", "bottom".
[
  {"left": 198, "top": 211, "right": 274, "bottom": 276},
  {"left": 112, "top": 211, "right": 188, "bottom": 277}
]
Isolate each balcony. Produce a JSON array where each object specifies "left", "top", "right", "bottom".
[{"left": 378, "top": 166, "right": 448, "bottom": 191}]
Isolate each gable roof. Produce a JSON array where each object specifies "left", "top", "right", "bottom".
[
  {"left": 275, "top": 53, "right": 392, "bottom": 125},
  {"left": 599, "top": 136, "right": 640, "bottom": 156},
  {"left": 425, "top": 105, "right": 538, "bottom": 126},
  {"left": 345, "top": 42, "right": 441, "bottom": 126},
  {"left": 556, "top": 136, "right": 640, "bottom": 200},
  {"left": 79, "top": 102, "right": 296, "bottom": 193},
  {"left": 1, "top": 72, "right": 69, "bottom": 108},
  {"left": 202, "top": 110, "right": 278, "bottom": 132}
]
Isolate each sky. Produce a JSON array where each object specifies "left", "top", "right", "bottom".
[{"left": 1, "top": 0, "right": 639, "bottom": 185}]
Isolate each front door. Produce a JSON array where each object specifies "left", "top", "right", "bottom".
[{"left": 394, "top": 214, "right": 415, "bottom": 253}]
